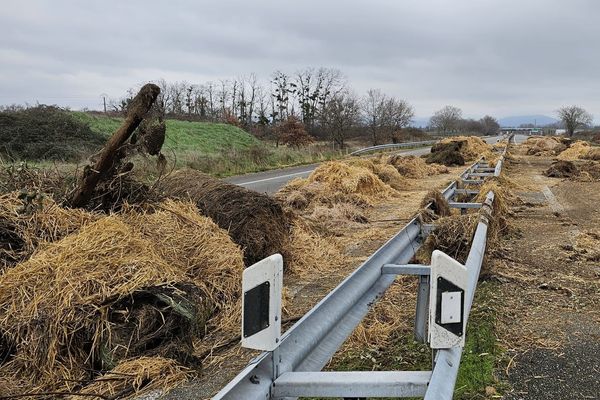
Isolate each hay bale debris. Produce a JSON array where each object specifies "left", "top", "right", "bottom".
[
  {"left": 557, "top": 140, "right": 591, "bottom": 161},
  {"left": 387, "top": 155, "right": 449, "bottom": 178},
  {"left": 160, "top": 169, "right": 291, "bottom": 267},
  {"left": 426, "top": 136, "right": 493, "bottom": 166},
  {"left": 0, "top": 200, "right": 244, "bottom": 395},
  {"left": 309, "top": 161, "right": 398, "bottom": 197}
]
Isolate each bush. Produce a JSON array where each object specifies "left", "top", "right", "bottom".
[{"left": 0, "top": 106, "right": 106, "bottom": 161}]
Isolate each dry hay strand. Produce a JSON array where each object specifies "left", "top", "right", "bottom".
[
  {"left": 0, "top": 192, "right": 99, "bottom": 269},
  {"left": 417, "top": 214, "right": 479, "bottom": 265},
  {"left": 557, "top": 140, "right": 591, "bottom": 161},
  {"left": 387, "top": 155, "right": 449, "bottom": 178},
  {"left": 159, "top": 168, "right": 290, "bottom": 267},
  {"left": 310, "top": 203, "right": 369, "bottom": 226},
  {"left": 333, "top": 279, "right": 415, "bottom": 363},
  {"left": 285, "top": 218, "right": 346, "bottom": 279},
  {"left": 308, "top": 161, "right": 398, "bottom": 198},
  {"left": 419, "top": 190, "right": 451, "bottom": 222},
  {"left": 71, "top": 357, "right": 191, "bottom": 399},
  {"left": 0, "top": 203, "right": 244, "bottom": 393},
  {"left": 545, "top": 160, "right": 579, "bottom": 178}
]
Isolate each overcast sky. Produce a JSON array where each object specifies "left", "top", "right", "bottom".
[{"left": 1, "top": 0, "right": 599, "bottom": 120}]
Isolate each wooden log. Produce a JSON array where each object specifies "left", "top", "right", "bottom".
[{"left": 70, "top": 83, "right": 160, "bottom": 208}]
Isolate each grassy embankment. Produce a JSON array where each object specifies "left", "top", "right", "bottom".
[{"left": 72, "top": 112, "right": 344, "bottom": 177}]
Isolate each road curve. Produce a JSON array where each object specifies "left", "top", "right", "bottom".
[{"left": 225, "top": 136, "right": 504, "bottom": 194}]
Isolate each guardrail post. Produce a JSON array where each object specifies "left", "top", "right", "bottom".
[{"left": 414, "top": 274, "right": 429, "bottom": 342}]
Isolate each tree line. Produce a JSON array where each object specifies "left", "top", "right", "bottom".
[{"left": 111, "top": 67, "right": 502, "bottom": 148}]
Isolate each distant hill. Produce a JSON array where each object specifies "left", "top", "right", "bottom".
[
  {"left": 498, "top": 115, "right": 558, "bottom": 127},
  {"left": 411, "top": 117, "right": 430, "bottom": 128}
]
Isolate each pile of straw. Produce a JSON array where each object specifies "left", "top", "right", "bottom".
[
  {"left": 0, "top": 200, "right": 244, "bottom": 396},
  {"left": 308, "top": 161, "right": 397, "bottom": 197},
  {"left": 387, "top": 155, "right": 449, "bottom": 178},
  {"left": 160, "top": 169, "right": 291, "bottom": 267},
  {"left": 557, "top": 141, "right": 592, "bottom": 161},
  {"left": 524, "top": 136, "right": 564, "bottom": 156},
  {"left": 435, "top": 136, "right": 493, "bottom": 161},
  {"left": 0, "top": 193, "right": 99, "bottom": 269},
  {"left": 348, "top": 158, "right": 409, "bottom": 191}
]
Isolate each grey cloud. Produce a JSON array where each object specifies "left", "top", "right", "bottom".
[{"left": 1, "top": 0, "right": 600, "bottom": 119}]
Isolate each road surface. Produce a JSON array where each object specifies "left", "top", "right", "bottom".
[{"left": 226, "top": 136, "right": 504, "bottom": 194}]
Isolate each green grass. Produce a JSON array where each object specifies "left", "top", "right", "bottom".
[
  {"left": 455, "top": 281, "right": 504, "bottom": 399},
  {"left": 69, "top": 112, "right": 347, "bottom": 177},
  {"left": 71, "top": 112, "right": 260, "bottom": 154}
]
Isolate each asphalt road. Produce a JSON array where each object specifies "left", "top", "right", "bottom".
[{"left": 225, "top": 135, "right": 504, "bottom": 194}]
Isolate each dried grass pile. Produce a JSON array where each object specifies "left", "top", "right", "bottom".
[
  {"left": 582, "top": 147, "right": 600, "bottom": 161},
  {"left": 160, "top": 169, "right": 290, "bottom": 267},
  {"left": 387, "top": 155, "right": 449, "bottom": 178},
  {"left": 308, "top": 161, "right": 397, "bottom": 197},
  {"left": 276, "top": 161, "right": 400, "bottom": 229},
  {"left": 427, "top": 136, "right": 492, "bottom": 166},
  {"left": 0, "top": 193, "right": 99, "bottom": 269},
  {"left": 524, "top": 136, "right": 564, "bottom": 156},
  {"left": 418, "top": 176, "right": 517, "bottom": 265},
  {"left": 557, "top": 141, "right": 591, "bottom": 161},
  {"left": 0, "top": 200, "right": 244, "bottom": 397},
  {"left": 349, "top": 159, "right": 409, "bottom": 191}
]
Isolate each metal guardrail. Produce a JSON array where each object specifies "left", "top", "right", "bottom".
[
  {"left": 350, "top": 140, "right": 437, "bottom": 156},
  {"left": 215, "top": 135, "right": 513, "bottom": 400}
]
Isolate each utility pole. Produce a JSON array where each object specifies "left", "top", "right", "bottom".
[{"left": 103, "top": 96, "right": 107, "bottom": 113}]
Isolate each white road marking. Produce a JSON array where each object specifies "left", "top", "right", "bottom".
[{"left": 235, "top": 170, "right": 312, "bottom": 186}]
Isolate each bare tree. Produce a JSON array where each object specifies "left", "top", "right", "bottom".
[
  {"left": 362, "top": 89, "right": 387, "bottom": 145},
  {"left": 557, "top": 106, "right": 593, "bottom": 137},
  {"left": 387, "top": 98, "right": 414, "bottom": 142},
  {"left": 321, "top": 92, "right": 360, "bottom": 149},
  {"left": 479, "top": 115, "right": 500, "bottom": 135},
  {"left": 430, "top": 105, "right": 463, "bottom": 133}
]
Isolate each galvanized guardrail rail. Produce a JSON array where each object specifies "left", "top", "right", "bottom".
[
  {"left": 350, "top": 140, "right": 437, "bottom": 156},
  {"left": 215, "top": 135, "right": 513, "bottom": 400}
]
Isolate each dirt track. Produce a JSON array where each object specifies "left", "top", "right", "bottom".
[{"left": 492, "top": 150, "right": 600, "bottom": 399}]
